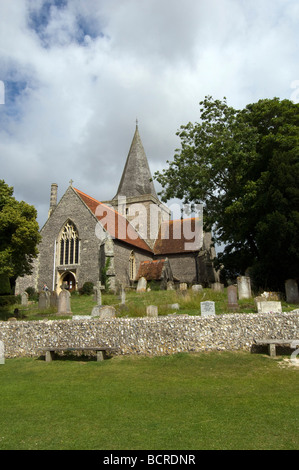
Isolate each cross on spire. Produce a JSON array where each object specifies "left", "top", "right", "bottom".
[{"left": 69, "top": 179, "right": 74, "bottom": 187}]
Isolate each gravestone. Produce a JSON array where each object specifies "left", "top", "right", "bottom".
[
  {"left": 192, "top": 284, "right": 203, "bottom": 292},
  {"left": 57, "top": 289, "right": 72, "bottom": 315},
  {"left": 0, "top": 340, "right": 4, "bottom": 365},
  {"left": 237, "top": 276, "right": 252, "bottom": 299},
  {"left": 285, "top": 279, "right": 299, "bottom": 304},
  {"left": 200, "top": 301, "right": 216, "bottom": 317},
  {"left": 120, "top": 285, "right": 126, "bottom": 305},
  {"left": 227, "top": 285, "right": 238, "bottom": 311},
  {"left": 21, "top": 292, "right": 28, "bottom": 307},
  {"left": 137, "top": 277, "right": 147, "bottom": 293},
  {"left": 256, "top": 301, "right": 282, "bottom": 314},
  {"left": 93, "top": 281, "right": 104, "bottom": 305},
  {"left": 180, "top": 283, "right": 188, "bottom": 291},
  {"left": 91, "top": 305, "right": 116, "bottom": 319},
  {"left": 146, "top": 305, "right": 158, "bottom": 317},
  {"left": 38, "top": 291, "right": 50, "bottom": 310},
  {"left": 50, "top": 291, "right": 58, "bottom": 308},
  {"left": 167, "top": 281, "right": 175, "bottom": 290},
  {"left": 211, "top": 282, "right": 224, "bottom": 292}
]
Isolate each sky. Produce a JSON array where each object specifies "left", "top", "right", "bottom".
[{"left": 0, "top": 0, "right": 299, "bottom": 228}]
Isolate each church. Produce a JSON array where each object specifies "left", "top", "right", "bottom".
[{"left": 16, "top": 124, "right": 217, "bottom": 294}]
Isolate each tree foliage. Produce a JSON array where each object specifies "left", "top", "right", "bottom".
[
  {"left": 0, "top": 180, "right": 41, "bottom": 279},
  {"left": 154, "top": 96, "right": 299, "bottom": 290}
]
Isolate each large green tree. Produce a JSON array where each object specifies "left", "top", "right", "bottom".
[
  {"left": 0, "top": 180, "right": 41, "bottom": 280},
  {"left": 154, "top": 96, "right": 299, "bottom": 290}
]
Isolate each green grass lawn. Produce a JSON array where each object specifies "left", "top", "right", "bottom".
[{"left": 0, "top": 351, "right": 299, "bottom": 450}]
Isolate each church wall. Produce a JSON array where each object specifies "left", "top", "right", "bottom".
[
  {"left": 37, "top": 187, "right": 101, "bottom": 292},
  {"left": 113, "top": 241, "right": 153, "bottom": 286},
  {"left": 155, "top": 253, "right": 198, "bottom": 284}
]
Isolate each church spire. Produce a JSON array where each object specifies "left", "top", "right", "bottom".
[{"left": 114, "top": 124, "right": 157, "bottom": 199}]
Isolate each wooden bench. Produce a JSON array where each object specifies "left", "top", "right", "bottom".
[
  {"left": 42, "top": 346, "right": 118, "bottom": 362},
  {"left": 254, "top": 339, "right": 299, "bottom": 357}
]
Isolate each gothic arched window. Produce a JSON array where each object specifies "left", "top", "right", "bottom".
[{"left": 59, "top": 221, "right": 79, "bottom": 265}]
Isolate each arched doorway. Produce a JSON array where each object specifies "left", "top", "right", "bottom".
[{"left": 59, "top": 271, "right": 76, "bottom": 292}]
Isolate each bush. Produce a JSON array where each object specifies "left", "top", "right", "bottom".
[
  {"left": 0, "top": 295, "right": 20, "bottom": 307},
  {"left": 25, "top": 287, "right": 38, "bottom": 301},
  {"left": 0, "top": 274, "right": 12, "bottom": 295},
  {"left": 79, "top": 282, "right": 94, "bottom": 296}
]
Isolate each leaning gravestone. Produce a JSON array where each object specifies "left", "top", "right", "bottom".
[
  {"left": 57, "top": 289, "right": 72, "bottom": 315},
  {"left": 137, "top": 277, "right": 147, "bottom": 293},
  {"left": 91, "top": 305, "right": 116, "bottom": 319},
  {"left": 21, "top": 291, "right": 28, "bottom": 307},
  {"left": 200, "top": 301, "right": 216, "bottom": 317},
  {"left": 285, "top": 279, "right": 299, "bottom": 304},
  {"left": 38, "top": 291, "right": 50, "bottom": 310}
]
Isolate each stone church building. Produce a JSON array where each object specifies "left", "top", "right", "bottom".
[{"left": 16, "top": 125, "right": 217, "bottom": 294}]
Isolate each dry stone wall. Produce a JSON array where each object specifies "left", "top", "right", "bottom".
[{"left": 0, "top": 312, "right": 299, "bottom": 358}]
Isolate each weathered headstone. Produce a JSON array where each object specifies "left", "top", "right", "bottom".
[
  {"left": 50, "top": 291, "right": 58, "bottom": 308},
  {"left": 256, "top": 301, "right": 282, "bottom": 314},
  {"left": 180, "top": 283, "right": 188, "bottom": 291},
  {"left": 0, "top": 340, "right": 4, "bottom": 365},
  {"left": 73, "top": 315, "right": 92, "bottom": 320},
  {"left": 167, "top": 281, "right": 175, "bottom": 290},
  {"left": 285, "top": 279, "right": 299, "bottom": 304},
  {"left": 21, "top": 291, "right": 28, "bottom": 307},
  {"left": 227, "top": 285, "right": 238, "bottom": 311},
  {"left": 91, "top": 305, "right": 116, "bottom": 319},
  {"left": 168, "top": 303, "right": 180, "bottom": 310},
  {"left": 137, "top": 277, "right": 147, "bottom": 293},
  {"left": 237, "top": 276, "right": 252, "bottom": 299},
  {"left": 93, "top": 281, "right": 104, "bottom": 305},
  {"left": 57, "top": 289, "right": 72, "bottom": 315},
  {"left": 192, "top": 284, "right": 203, "bottom": 292},
  {"left": 146, "top": 305, "right": 158, "bottom": 317},
  {"left": 120, "top": 285, "right": 126, "bottom": 305},
  {"left": 200, "top": 301, "right": 216, "bottom": 317},
  {"left": 211, "top": 282, "right": 224, "bottom": 292},
  {"left": 38, "top": 291, "right": 50, "bottom": 310}
]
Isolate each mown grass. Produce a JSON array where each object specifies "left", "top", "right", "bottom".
[{"left": 0, "top": 351, "right": 298, "bottom": 450}]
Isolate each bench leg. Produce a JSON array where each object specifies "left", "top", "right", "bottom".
[
  {"left": 97, "top": 350, "right": 104, "bottom": 362},
  {"left": 45, "top": 350, "right": 54, "bottom": 362},
  {"left": 269, "top": 344, "right": 276, "bottom": 357}
]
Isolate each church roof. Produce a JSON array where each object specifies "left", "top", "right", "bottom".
[
  {"left": 74, "top": 188, "right": 152, "bottom": 253},
  {"left": 136, "top": 259, "right": 166, "bottom": 281},
  {"left": 154, "top": 218, "right": 203, "bottom": 255},
  {"left": 113, "top": 124, "right": 158, "bottom": 199}
]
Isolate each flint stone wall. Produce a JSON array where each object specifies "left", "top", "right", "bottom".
[{"left": 0, "top": 312, "right": 299, "bottom": 358}]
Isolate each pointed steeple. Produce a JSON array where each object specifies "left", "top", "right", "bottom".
[{"left": 114, "top": 123, "right": 157, "bottom": 199}]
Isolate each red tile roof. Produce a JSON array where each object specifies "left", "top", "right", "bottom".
[
  {"left": 74, "top": 188, "right": 152, "bottom": 252},
  {"left": 136, "top": 259, "right": 166, "bottom": 280},
  {"left": 154, "top": 218, "right": 203, "bottom": 255}
]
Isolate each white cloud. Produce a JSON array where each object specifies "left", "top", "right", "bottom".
[{"left": 0, "top": 0, "right": 298, "bottom": 226}]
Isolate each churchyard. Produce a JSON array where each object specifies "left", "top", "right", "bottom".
[{"left": 1, "top": 279, "right": 298, "bottom": 321}]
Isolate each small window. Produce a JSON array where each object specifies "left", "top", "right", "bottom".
[{"left": 129, "top": 252, "right": 136, "bottom": 281}]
